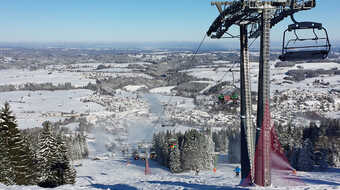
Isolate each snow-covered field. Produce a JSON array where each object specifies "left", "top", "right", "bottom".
[
  {"left": 150, "top": 86, "right": 176, "bottom": 95},
  {"left": 0, "top": 89, "right": 104, "bottom": 128},
  {"left": 0, "top": 69, "right": 93, "bottom": 87},
  {"left": 124, "top": 85, "right": 148, "bottom": 92},
  {"left": 185, "top": 61, "right": 340, "bottom": 95}
]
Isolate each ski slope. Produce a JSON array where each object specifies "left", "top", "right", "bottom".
[{"left": 1, "top": 154, "right": 340, "bottom": 190}]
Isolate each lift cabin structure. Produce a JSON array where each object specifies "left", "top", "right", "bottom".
[{"left": 207, "top": 0, "right": 324, "bottom": 186}]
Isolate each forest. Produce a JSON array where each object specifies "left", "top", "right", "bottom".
[
  {"left": 152, "top": 119, "right": 340, "bottom": 173},
  {"left": 0, "top": 102, "right": 88, "bottom": 187}
]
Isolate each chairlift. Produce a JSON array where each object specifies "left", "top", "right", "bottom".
[
  {"left": 150, "top": 152, "right": 157, "bottom": 160},
  {"left": 161, "top": 123, "right": 176, "bottom": 127},
  {"left": 217, "top": 90, "right": 239, "bottom": 104},
  {"left": 168, "top": 138, "right": 177, "bottom": 149},
  {"left": 279, "top": 15, "right": 331, "bottom": 62},
  {"left": 160, "top": 120, "right": 176, "bottom": 127}
]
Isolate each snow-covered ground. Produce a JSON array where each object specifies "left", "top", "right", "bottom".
[
  {"left": 185, "top": 61, "right": 340, "bottom": 95},
  {"left": 150, "top": 86, "right": 176, "bottom": 95},
  {"left": 0, "top": 89, "right": 104, "bottom": 128},
  {"left": 124, "top": 85, "right": 148, "bottom": 92},
  {"left": 0, "top": 69, "right": 93, "bottom": 87},
  {"left": 1, "top": 59, "right": 340, "bottom": 190},
  {"left": 2, "top": 157, "right": 339, "bottom": 190}
]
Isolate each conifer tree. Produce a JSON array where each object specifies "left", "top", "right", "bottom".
[
  {"left": 1, "top": 102, "right": 36, "bottom": 185},
  {"left": 169, "top": 144, "right": 182, "bottom": 173},
  {"left": 63, "top": 165, "right": 76, "bottom": 184},
  {"left": 37, "top": 121, "right": 60, "bottom": 187},
  {"left": 56, "top": 133, "right": 76, "bottom": 185},
  {"left": 37, "top": 123, "right": 77, "bottom": 187},
  {"left": 0, "top": 122, "right": 15, "bottom": 185},
  {"left": 181, "top": 130, "right": 203, "bottom": 171}
]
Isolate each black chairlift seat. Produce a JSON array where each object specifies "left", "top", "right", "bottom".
[
  {"left": 279, "top": 50, "right": 329, "bottom": 62},
  {"left": 279, "top": 22, "right": 331, "bottom": 62}
]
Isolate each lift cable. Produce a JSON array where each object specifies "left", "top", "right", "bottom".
[{"left": 149, "top": 32, "right": 209, "bottom": 133}]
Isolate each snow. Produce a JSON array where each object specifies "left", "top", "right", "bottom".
[
  {"left": 144, "top": 93, "right": 195, "bottom": 110},
  {"left": 1, "top": 158, "right": 339, "bottom": 190},
  {"left": 49, "top": 62, "right": 150, "bottom": 71},
  {"left": 213, "top": 60, "right": 231, "bottom": 64},
  {"left": 89, "top": 72, "right": 153, "bottom": 79},
  {"left": 1, "top": 58, "right": 340, "bottom": 190},
  {"left": 123, "top": 85, "right": 147, "bottom": 92},
  {"left": 325, "top": 111, "right": 340, "bottom": 119},
  {"left": 185, "top": 61, "right": 340, "bottom": 95},
  {"left": 96, "top": 67, "right": 132, "bottom": 73},
  {"left": 0, "top": 90, "right": 104, "bottom": 128},
  {"left": 184, "top": 66, "right": 239, "bottom": 85},
  {"left": 0, "top": 69, "right": 93, "bottom": 87},
  {"left": 149, "top": 86, "right": 176, "bottom": 94},
  {"left": 63, "top": 122, "right": 80, "bottom": 131}
]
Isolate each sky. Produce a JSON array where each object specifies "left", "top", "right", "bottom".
[{"left": 0, "top": 0, "right": 339, "bottom": 44}]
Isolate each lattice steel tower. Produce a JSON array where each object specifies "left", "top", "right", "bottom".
[{"left": 207, "top": 0, "right": 318, "bottom": 186}]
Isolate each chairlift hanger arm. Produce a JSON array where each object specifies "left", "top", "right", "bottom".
[{"left": 207, "top": 1, "right": 316, "bottom": 39}]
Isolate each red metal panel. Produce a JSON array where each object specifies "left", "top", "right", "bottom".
[
  {"left": 224, "top": 95, "right": 231, "bottom": 101},
  {"left": 255, "top": 102, "right": 271, "bottom": 186}
]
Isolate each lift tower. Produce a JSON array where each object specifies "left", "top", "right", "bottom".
[{"left": 208, "top": 0, "right": 316, "bottom": 186}]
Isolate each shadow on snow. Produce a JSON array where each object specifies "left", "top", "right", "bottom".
[
  {"left": 78, "top": 176, "right": 95, "bottom": 184},
  {"left": 301, "top": 178, "right": 340, "bottom": 186},
  {"left": 118, "top": 158, "right": 170, "bottom": 171},
  {"left": 312, "top": 167, "right": 340, "bottom": 173},
  {"left": 89, "top": 183, "right": 138, "bottom": 190},
  {"left": 146, "top": 180, "right": 249, "bottom": 190}
]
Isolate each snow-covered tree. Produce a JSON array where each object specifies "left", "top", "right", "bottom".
[
  {"left": 168, "top": 140, "right": 182, "bottom": 173},
  {"left": 181, "top": 129, "right": 214, "bottom": 171},
  {"left": 56, "top": 133, "right": 76, "bottom": 185},
  {"left": 153, "top": 129, "right": 214, "bottom": 173},
  {"left": 37, "top": 122, "right": 77, "bottom": 187},
  {"left": 67, "top": 132, "right": 89, "bottom": 160},
  {"left": 63, "top": 165, "right": 76, "bottom": 184},
  {"left": 37, "top": 121, "right": 60, "bottom": 187},
  {"left": 1, "top": 102, "right": 36, "bottom": 185},
  {"left": 0, "top": 123, "right": 15, "bottom": 185}
]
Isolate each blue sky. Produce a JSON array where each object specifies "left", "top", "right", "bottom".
[{"left": 0, "top": 0, "right": 339, "bottom": 43}]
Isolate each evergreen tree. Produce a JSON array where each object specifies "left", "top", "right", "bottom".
[
  {"left": 63, "top": 165, "right": 76, "bottom": 184},
  {"left": 37, "top": 122, "right": 77, "bottom": 187},
  {"left": 152, "top": 129, "right": 214, "bottom": 173},
  {"left": 0, "top": 121, "right": 15, "bottom": 185},
  {"left": 181, "top": 129, "right": 214, "bottom": 171},
  {"left": 56, "top": 133, "right": 76, "bottom": 185},
  {"left": 1, "top": 102, "right": 36, "bottom": 185},
  {"left": 37, "top": 121, "right": 60, "bottom": 187},
  {"left": 168, "top": 139, "right": 182, "bottom": 173}
]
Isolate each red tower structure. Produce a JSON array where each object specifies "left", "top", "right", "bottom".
[{"left": 255, "top": 102, "right": 272, "bottom": 186}]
